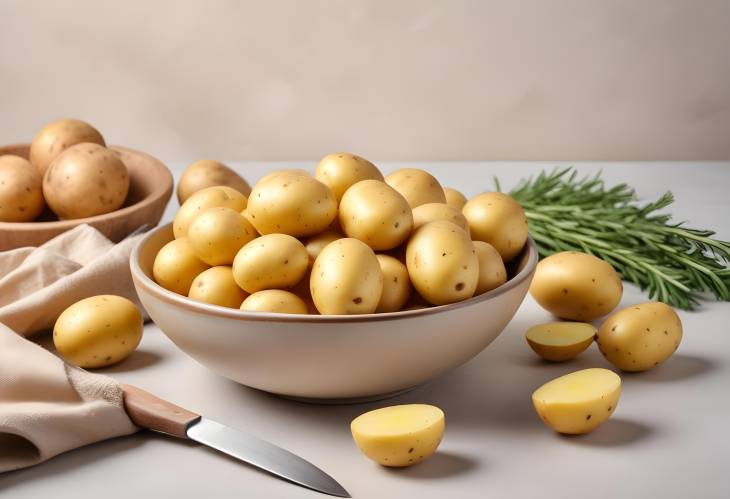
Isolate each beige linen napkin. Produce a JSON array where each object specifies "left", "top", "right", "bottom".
[
  {"left": 0, "top": 323, "right": 138, "bottom": 472},
  {"left": 0, "top": 224, "right": 147, "bottom": 337},
  {"left": 0, "top": 224, "right": 147, "bottom": 472}
]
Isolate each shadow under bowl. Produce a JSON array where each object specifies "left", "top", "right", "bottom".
[
  {"left": 130, "top": 224, "right": 538, "bottom": 401},
  {"left": 0, "top": 143, "right": 173, "bottom": 250}
]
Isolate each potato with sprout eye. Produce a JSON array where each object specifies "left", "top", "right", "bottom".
[
  {"left": 462, "top": 192, "right": 528, "bottom": 262},
  {"left": 247, "top": 170, "right": 337, "bottom": 237},
  {"left": 177, "top": 159, "right": 251, "bottom": 203},
  {"left": 188, "top": 266, "right": 248, "bottom": 308},
  {"left": 406, "top": 221, "right": 478, "bottom": 305},
  {"left": 232, "top": 233, "right": 309, "bottom": 293},
  {"left": 30, "top": 118, "right": 105, "bottom": 177},
  {"left": 310, "top": 238, "right": 383, "bottom": 314},
  {"left": 315, "top": 152, "right": 383, "bottom": 202},
  {"left": 385, "top": 168, "right": 446, "bottom": 208},
  {"left": 339, "top": 180, "right": 413, "bottom": 250},
  {"left": 173, "top": 185, "right": 247, "bottom": 238},
  {"left": 0, "top": 155, "right": 45, "bottom": 222},
  {"left": 43, "top": 143, "right": 129, "bottom": 219}
]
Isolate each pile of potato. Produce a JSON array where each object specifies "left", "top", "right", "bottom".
[
  {"left": 153, "top": 153, "right": 529, "bottom": 315},
  {"left": 0, "top": 119, "right": 130, "bottom": 222}
]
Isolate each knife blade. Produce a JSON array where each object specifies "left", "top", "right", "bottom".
[{"left": 122, "top": 384, "right": 349, "bottom": 498}]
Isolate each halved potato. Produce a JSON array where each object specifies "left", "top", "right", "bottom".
[
  {"left": 351, "top": 404, "right": 444, "bottom": 467},
  {"left": 525, "top": 322, "right": 596, "bottom": 362},
  {"left": 532, "top": 368, "right": 621, "bottom": 434}
]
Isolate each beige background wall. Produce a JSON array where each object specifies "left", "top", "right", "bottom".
[{"left": 1, "top": 0, "right": 729, "bottom": 162}]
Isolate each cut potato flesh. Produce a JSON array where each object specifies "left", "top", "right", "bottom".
[
  {"left": 532, "top": 368, "right": 621, "bottom": 434},
  {"left": 351, "top": 404, "right": 445, "bottom": 467},
  {"left": 526, "top": 322, "right": 596, "bottom": 361}
]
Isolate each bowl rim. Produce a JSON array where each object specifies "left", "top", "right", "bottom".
[
  {"left": 0, "top": 143, "right": 172, "bottom": 229},
  {"left": 131, "top": 223, "right": 539, "bottom": 324}
]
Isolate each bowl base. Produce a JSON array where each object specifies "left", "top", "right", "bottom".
[{"left": 274, "top": 384, "right": 423, "bottom": 405}]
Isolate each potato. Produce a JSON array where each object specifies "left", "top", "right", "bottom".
[
  {"left": 187, "top": 207, "right": 257, "bottom": 265},
  {"left": 240, "top": 290, "right": 308, "bottom": 314},
  {"left": 43, "top": 143, "right": 129, "bottom": 219},
  {"left": 530, "top": 251, "right": 623, "bottom": 321},
  {"left": 339, "top": 180, "right": 413, "bottom": 250},
  {"left": 177, "top": 159, "right": 251, "bottom": 204},
  {"left": 30, "top": 118, "right": 105, "bottom": 177},
  {"left": 290, "top": 267, "right": 319, "bottom": 314},
  {"left": 173, "top": 186, "right": 247, "bottom": 238},
  {"left": 375, "top": 254, "right": 411, "bottom": 312},
  {"left": 384, "top": 168, "right": 446, "bottom": 208},
  {"left": 596, "top": 301, "right": 682, "bottom": 371},
  {"left": 315, "top": 152, "right": 383, "bottom": 202},
  {"left": 462, "top": 192, "right": 528, "bottom": 262},
  {"left": 247, "top": 170, "right": 337, "bottom": 237},
  {"left": 303, "top": 229, "right": 342, "bottom": 264},
  {"left": 443, "top": 187, "right": 467, "bottom": 210},
  {"left": 412, "top": 202, "right": 469, "bottom": 232},
  {"left": 152, "top": 238, "right": 210, "bottom": 295},
  {"left": 525, "top": 322, "right": 596, "bottom": 362},
  {"left": 232, "top": 233, "right": 309, "bottom": 293},
  {"left": 310, "top": 238, "right": 383, "bottom": 314},
  {"left": 406, "top": 221, "right": 478, "bottom": 305},
  {"left": 53, "top": 295, "right": 142, "bottom": 368},
  {"left": 351, "top": 404, "right": 445, "bottom": 467},
  {"left": 0, "top": 155, "right": 45, "bottom": 222},
  {"left": 473, "top": 241, "right": 507, "bottom": 295},
  {"left": 532, "top": 368, "right": 621, "bottom": 434},
  {"left": 188, "top": 266, "right": 248, "bottom": 308}
]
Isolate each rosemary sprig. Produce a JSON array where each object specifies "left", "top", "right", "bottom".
[{"left": 505, "top": 168, "right": 730, "bottom": 310}]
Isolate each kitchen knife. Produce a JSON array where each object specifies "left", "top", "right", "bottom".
[{"left": 122, "top": 384, "right": 349, "bottom": 498}]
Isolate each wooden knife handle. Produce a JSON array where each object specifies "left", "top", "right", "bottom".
[{"left": 122, "top": 384, "right": 201, "bottom": 438}]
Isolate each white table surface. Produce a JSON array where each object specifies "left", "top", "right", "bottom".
[{"left": 2, "top": 161, "right": 729, "bottom": 499}]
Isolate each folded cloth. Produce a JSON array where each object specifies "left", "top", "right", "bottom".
[
  {"left": 0, "top": 224, "right": 147, "bottom": 337},
  {"left": 0, "top": 322, "right": 138, "bottom": 473}
]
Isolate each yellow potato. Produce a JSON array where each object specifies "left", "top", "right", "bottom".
[
  {"left": 43, "top": 143, "right": 129, "bottom": 219},
  {"left": 406, "top": 221, "right": 478, "bottom": 305},
  {"left": 187, "top": 207, "right": 257, "bottom": 265},
  {"left": 188, "top": 266, "right": 248, "bottom": 308},
  {"left": 315, "top": 152, "right": 384, "bottom": 202},
  {"left": 443, "top": 187, "right": 467, "bottom": 210},
  {"left": 290, "top": 267, "right": 319, "bottom": 314},
  {"left": 310, "top": 238, "right": 383, "bottom": 314},
  {"left": 240, "top": 290, "right": 308, "bottom": 314},
  {"left": 30, "top": 118, "right": 105, "bottom": 177},
  {"left": 339, "top": 180, "right": 413, "bottom": 250},
  {"left": 532, "top": 368, "right": 621, "bottom": 434},
  {"left": 525, "top": 322, "right": 596, "bottom": 362},
  {"left": 173, "top": 185, "right": 247, "bottom": 238},
  {"left": 247, "top": 170, "right": 337, "bottom": 237},
  {"left": 351, "top": 404, "right": 445, "bottom": 467},
  {"left": 473, "top": 241, "right": 507, "bottom": 295},
  {"left": 412, "top": 202, "right": 469, "bottom": 232},
  {"left": 0, "top": 155, "right": 45, "bottom": 222},
  {"left": 462, "top": 192, "right": 528, "bottom": 262},
  {"left": 375, "top": 254, "right": 411, "bottom": 313},
  {"left": 530, "top": 251, "right": 623, "bottom": 321},
  {"left": 303, "top": 229, "right": 342, "bottom": 264},
  {"left": 53, "top": 295, "right": 142, "bottom": 368},
  {"left": 232, "top": 233, "right": 309, "bottom": 293},
  {"left": 177, "top": 159, "right": 251, "bottom": 204},
  {"left": 596, "top": 301, "right": 682, "bottom": 371},
  {"left": 152, "top": 238, "right": 210, "bottom": 295},
  {"left": 384, "top": 168, "right": 446, "bottom": 208}
]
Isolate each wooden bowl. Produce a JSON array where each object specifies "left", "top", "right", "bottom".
[{"left": 0, "top": 144, "right": 173, "bottom": 250}]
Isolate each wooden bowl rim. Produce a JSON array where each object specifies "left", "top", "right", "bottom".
[{"left": 0, "top": 143, "right": 173, "bottom": 230}]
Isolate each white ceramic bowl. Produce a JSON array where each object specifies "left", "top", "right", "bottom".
[{"left": 131, "top": 224, "right": 538, "bottom": 401}]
